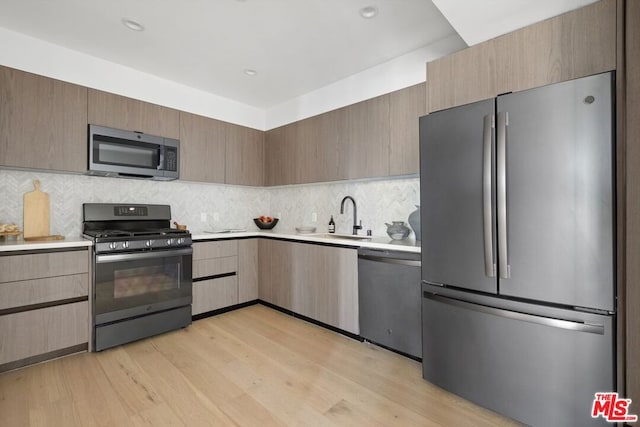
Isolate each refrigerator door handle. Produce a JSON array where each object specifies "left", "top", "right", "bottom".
[
  {"left": 497, "top": 111, "right": 510, "bottom": 279},
  {"left": 483, "top": 114, "right": 496, "bottom": 277},
  {"left": 423, "top": 292, "right": 605, "bottom": 335}
]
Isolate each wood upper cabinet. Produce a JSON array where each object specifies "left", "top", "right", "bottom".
[
  {"left": 257, "top": 239, "right": 359, "bottom": 334},
  {"left": 427, "top": 0, "right": 617, "bottom": 112},
  {"left": 337, "top": 95, "right": 390, "bottom": 180},
  {"left": 88, "top": 89, "right": 179, "bottom": 139},
  {"left": 427, "top": 40, "right": 499, "bottom": 113},
  {"left": 179, "top": 112, "right": 226, "bottom": 183},
  {"left": 389, "top": 82, "right": 426, "bottom": 176},
  {"left": 496, "top": 0, "right": 616, "bottom": 95},
  {"left": 225, "top": 124, "right": 264, "bottom": 186},
  {"left": 0, "top": 66, "right": 87, "bottom": 173},
  {"left": 297, "top": 110, "right": 340, "bottom": 183},
  {"left": 265, "top": 122, "right": 300, "bottom": 186}
]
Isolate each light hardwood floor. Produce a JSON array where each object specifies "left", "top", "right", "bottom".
[{"left": 0, "top": 305, "right": 520, "bottom": 426}]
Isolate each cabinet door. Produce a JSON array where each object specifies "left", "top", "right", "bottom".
[
  {"left": 297, "top": 110, "right": 340, "bottom": 183},
  {"left": 337, "top": 95, "right": 390, "bottom": 179},
  {"left": 264, "top": 123, "right": 300, "bottom": 185},
  {"left": 0, "top": 66, "right": 87, "bottom": 172},
  {"left": 389, "top": 82, "right": 426, "bottom": 175},
  {"left": 292, "top": 242, "right": 359, "bottom": 334},
  {"left": 258, "top": 239, "right": 359, "bottom": 334},
  {"left": 192, "top": 276, "right": 238, "bottom": 315},
  {"left": 427, "top": 40, "right": 499, "bottom": 113},
  {"left": 238, "top": 239, "right": 258, "bottom": 303},
  {"left": 258, "top": 239, "right": 294, "bottom": 309},
  {"left": 0, "top": 301, "right": 88, "bottom": 367},
  {"left": 226, "top": 124, "right": 264, "bottom": 186},
  {"left": 497, "top": 0, "right": 616, "bottom": 95},
  {"left": 88, "top": 89, "right": 179, "bottom": 139},
  {"left": 179, "top": 112, "right": 226, "bottom": 183}
]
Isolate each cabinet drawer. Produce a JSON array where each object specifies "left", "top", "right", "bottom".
[
  {"left": 193, "top": 240, "right": 238, "bottom": 260},
  {"left": 0, "top": 301, "right": 88, "bottom": 366},
  {"left": 192, "top": 276, "right": 238, "bottom": 315},
  {"left": 193, "top": 256, "right": 237, "bottom": 279},
  {"left": 0, "top": 274, "right": 88, "bottom": 311},
  {"left": 0, "top": 250, "right": 88, "bottom": 283}
]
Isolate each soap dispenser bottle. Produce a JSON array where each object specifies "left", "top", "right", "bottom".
[{"left": 328, "top": 215, "right": 335, "bottom": 233}]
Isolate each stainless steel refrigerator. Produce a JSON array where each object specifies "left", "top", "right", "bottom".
[{"left": 419, "top": 72, "right": 616, "bottom": 427}]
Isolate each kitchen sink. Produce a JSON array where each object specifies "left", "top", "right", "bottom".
[{"left": 310, "top": 233, "right": 373, "bottom": 241}]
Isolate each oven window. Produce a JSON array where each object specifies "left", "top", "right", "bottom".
[
  {"left": 113, "top": 265, "right": 179, "bottom": 298},
  {"left": 94, "top": 252, "right": 192, "bottom": 321}
]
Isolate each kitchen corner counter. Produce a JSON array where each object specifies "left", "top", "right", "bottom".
[
  {"left": 0, "top": 237, "right": 93, "bottom": 252},
  {"left": 190, "top": 230, "right": 421, "bottom": 253}
]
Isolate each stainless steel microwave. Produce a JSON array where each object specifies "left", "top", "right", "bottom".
[{"left": 88, "top": 125, "right": 179, "bottom": 180}]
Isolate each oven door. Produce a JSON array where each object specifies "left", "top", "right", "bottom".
[{"left": 94, "top": 247, "right": 192, "bottom": 324}]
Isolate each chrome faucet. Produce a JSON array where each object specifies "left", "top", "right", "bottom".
[{"left": 340, "top": 195, "right": 362, "bottom": 235}]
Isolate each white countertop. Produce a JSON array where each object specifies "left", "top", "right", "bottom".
[
  {"left": 191, "top": 230, "right": 421, "bottom": 253},
  {"left": 0, "top": 236, "right": 93, "bottom": 252},
  {"left": 0, "top": 231, "right": 421, "bottom": 254}
]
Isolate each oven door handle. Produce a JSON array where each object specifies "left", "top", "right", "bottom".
[{"left": 96, "top": 248, "right": 193, "bottom": 264}]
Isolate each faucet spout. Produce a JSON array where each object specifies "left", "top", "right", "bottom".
[{"left": 340, "top": 196, "right": 362, "bottom": 235}]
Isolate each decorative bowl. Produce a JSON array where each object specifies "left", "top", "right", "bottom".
[{"left": 253, "top": 217, "right": 279, "bottom": 230}]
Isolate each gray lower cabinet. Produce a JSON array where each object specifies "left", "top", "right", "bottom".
[
  {"left": 258, "top": 239, "right": 359, "bottom": 334},
  {"left": 192, "top": 239, "right": 259, "bottom": 315},
  {"left": 192, "top": 240, "right": 238, "bottom": 316},
  {"left": 0, "top": 249, "right": 90, "bottom": 372}
]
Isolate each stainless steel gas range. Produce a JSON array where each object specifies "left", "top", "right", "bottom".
[{"left": 83, "top": 203, "right": 192, "bottom": 351}]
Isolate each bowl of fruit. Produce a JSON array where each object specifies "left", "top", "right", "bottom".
[{"left": 254, "top": 216, "right": 279, "bottom": 230}]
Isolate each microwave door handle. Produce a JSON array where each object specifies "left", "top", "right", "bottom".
[{"left": 158, "top": 146, "right": 165, "bottom": 170}]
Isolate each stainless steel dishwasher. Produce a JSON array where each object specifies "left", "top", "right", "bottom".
[{"left": 358, "top": 248, "right": 422, "bottom": 359}]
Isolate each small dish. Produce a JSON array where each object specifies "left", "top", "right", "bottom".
[
  {"left": 295, "top": 226, "right": 317, "bottom": 234},
  {"left": 253, "top": 217, "right": 279, "bottom": 230}
]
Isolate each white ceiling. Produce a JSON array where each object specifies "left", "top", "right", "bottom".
[{"left": 0, "top": 0, "right": 600, "bottom": 110}]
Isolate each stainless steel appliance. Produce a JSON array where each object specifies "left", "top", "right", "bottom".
[
  {"left": 83, "top": 203, "right": 192, "bottom": 351},
  {"left": 358, "top": 248, "right": 421, "bottom": 359},
  {"left": 88, "top": 125, "right": 180, "bottom": 180},
  {"left": 419, "top": 72, "right": 616, "bottom": 426}
]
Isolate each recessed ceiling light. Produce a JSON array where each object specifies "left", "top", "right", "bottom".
[
  {"left": 122, "top": 18, "right": 145, "bottom": 32},
  {"left": 359, "top": 5, "right": 378, "bottom": 19},
  {"left": 244, "top": 69, "right": 257, "bottom": 76}
]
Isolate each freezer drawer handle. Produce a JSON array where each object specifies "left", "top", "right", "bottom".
[
  {"left": 483, "top": 114, "right": 496, "bottom": 277},
  {"left": 497, "top": 111, "right": 511, "bottom": 279},
  {"left": 423, "top": 292, "right": 604, "bottom": 335},
  {"left": 359, "top": 254, "right": 421, "bottom": 267}
]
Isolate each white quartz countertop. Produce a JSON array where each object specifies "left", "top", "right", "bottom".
[
  {"left": 0, "top": 231, "right": 420, "bottom": 254},
  {"left": 0, "top": 236, "right": 93, "bottom": 252},
  {"left": 191, "top": 230, "right": 421, "bottom": 253}
]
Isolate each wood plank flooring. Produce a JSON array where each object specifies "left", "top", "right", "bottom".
[{"left": 0, "top": 305, "right": 520, "bottom": 426}]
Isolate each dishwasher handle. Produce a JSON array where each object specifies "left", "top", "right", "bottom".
[{"left": 358, "top": 254, "right": 421, "bottom": 267}]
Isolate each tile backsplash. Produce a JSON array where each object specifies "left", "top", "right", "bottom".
[{"left": 0, "top": 169, "right": 419, "bottom": 238}]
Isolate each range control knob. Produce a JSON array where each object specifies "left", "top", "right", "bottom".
[
  {"left": 146, "top": 240, "right": 152, "bottom": 247},
  {"left": 122, "top": 241, "right": 130, "bottom": 249},
  {"left": 109, "top": 242, "right": 117, "bottom": 250},
  {"left": 167, "top": 239, "right": 172, "bottom": 246},
  {"left": 177, "top": 238, "right": 184, "bottom": 245}
]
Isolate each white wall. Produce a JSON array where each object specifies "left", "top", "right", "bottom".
[
  {"left": 265, "top": 34, "right": 465, "bottom": 129},
  {"left": 0, "top": 26, "right": 463, "bottom": 131}
]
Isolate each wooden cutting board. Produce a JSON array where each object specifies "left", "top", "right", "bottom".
[{"left": 23, "top": 180, "right": 50, "bottom": 239}]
